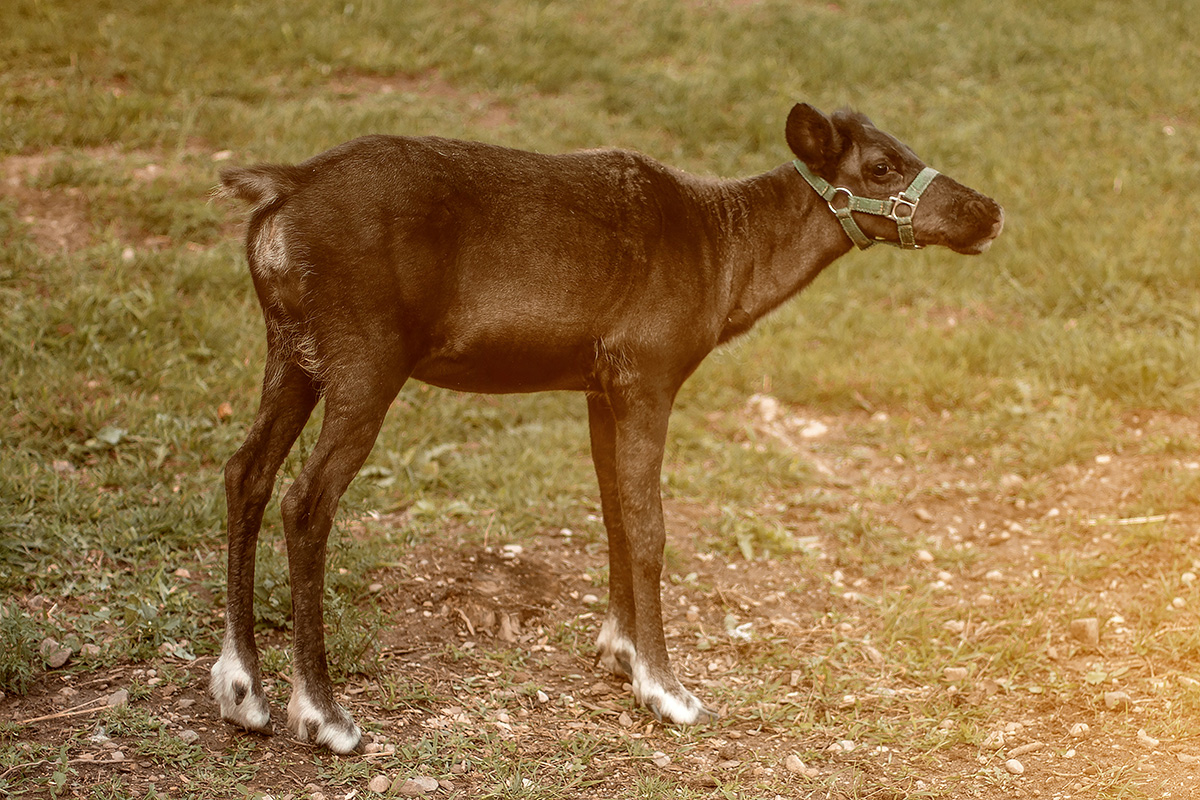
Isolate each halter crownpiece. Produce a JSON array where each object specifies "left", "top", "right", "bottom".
[{"left": 793, "top": 160, "right": 939, "bottom": 250}]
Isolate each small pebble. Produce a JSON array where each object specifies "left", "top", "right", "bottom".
[
  {"left": 367, "top": 775, "right": 391, "bottom": 793},
  {"left": 1136, "top": 729, "right": 1160, "bottom": 749},
  {"left": 393, "top": 776, "right": 439, "bottom": 796},
  {"left": 178, "top": 730, "right": 199, "bottom": 744},
  {"left": 1069, "top": 618, "right": 1100, "bottom": 647},
  {"left": 581, "top": 594, "right": 599, "bottom": 605},
  {"left": 1070, "top": 722, "right": 1090, "bottom": 738},
  {"left": 40, "top": 638, "right": 72, "bottom": 669},
  {"left": 943, "top": 667, "right": 969, "bottom": 682},
  {"left": 110, "top": 750, "right": 126, "bottom": 762},
  {"left": 651, "top": 751, "right": 671, "bottom": 767},
  {"left": 107, "top": 689, "right": 130, "bottom": 708},
  {"left": 784, "top": 754, "right": 806, "bottom": 774},
  {"left": 1005, "top": 758, "right": 1024, "bottom": 774},
  {"left": 1104, "top": 691, "right": 1132, "bottom": 710},
  {"left": 178, "top": 698, "right": 196, "bottom": 710}
]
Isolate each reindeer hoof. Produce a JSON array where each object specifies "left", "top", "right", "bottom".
[
  {"left": 595, "top": 618, "right": 636, "bottom": 679},
  {"left": 211, "top": 650, "right": 272, "bottom": 734},
  {"left": 645, "top": 693, "right": 718, "bottom": 726},
  {"left": 633, "top": 665, "right": 717, "bottom": 726},
  {"left": 287, "top": 690, "right": 362, "bottom": 754}
]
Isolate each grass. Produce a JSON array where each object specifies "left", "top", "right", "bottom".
[{"left": 3, "top": 0, "right": 1200, "bottom": 797}]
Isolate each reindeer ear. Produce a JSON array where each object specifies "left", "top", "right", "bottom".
[{"left": 786, "top": 103, "right": 842, "bottom": 177}]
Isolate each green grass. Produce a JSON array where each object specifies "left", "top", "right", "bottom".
[{"left": 3, "top": 0, "right": 1200, "bottom": 797}]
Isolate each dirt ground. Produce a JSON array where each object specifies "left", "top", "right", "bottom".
[{"left": 5, "top": 406, "right": 1200, "bottom": 799}]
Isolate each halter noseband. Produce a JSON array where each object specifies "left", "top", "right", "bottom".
[{"left": 793, "top": 160, "right": 939, "bottom": 250}]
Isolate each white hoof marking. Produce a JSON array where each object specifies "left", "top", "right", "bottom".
[
  {"left": 287, "top": 686, "right": 361, "bottom": 755},
  {"left": 595, "top": 616, "right": 637, "bottom": 678},
  {"left": 210, "top": 648, "right": 271, "bottom": 732},
  {"left": 632, "top": 661, "right": 714, "bottom": 725}
]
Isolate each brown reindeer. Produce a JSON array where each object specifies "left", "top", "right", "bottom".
[{"left": 212, "top": 103, "right": 1003, "bottom": 753}]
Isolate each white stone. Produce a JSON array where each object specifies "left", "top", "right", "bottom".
[
  {"left": 393, "top": 776, "right": 439, "bottom": 796},
  {"left": 1136, "top": 729, "right": 1160, "bottom": 749}
]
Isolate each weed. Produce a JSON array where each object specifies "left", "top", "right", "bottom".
[
  {"left": 0, "top": 607, "right": 43, "bottom": 694},
  {"left": 99, "top": 704, "right": 163, "bottom": 738}
]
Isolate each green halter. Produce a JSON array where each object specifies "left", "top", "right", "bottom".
[{"left": 793, "top": 160, "right": 939, "bottom": 250}]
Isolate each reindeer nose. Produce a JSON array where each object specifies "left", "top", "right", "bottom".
[{"left": 967, "top": 196, "right": 1004, "bottom": 239}]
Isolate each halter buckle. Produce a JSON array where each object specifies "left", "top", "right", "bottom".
[{"left": 888, "top": 193, "right": 919, "bottom": 223}]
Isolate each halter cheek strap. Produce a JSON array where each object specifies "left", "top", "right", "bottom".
[{"left": 793, "top": 160, "right": 939, "bottom": 250}]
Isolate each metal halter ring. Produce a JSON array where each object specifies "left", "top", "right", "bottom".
[{"left": 887, "top": 194, "right": 919, "bottom": 222}]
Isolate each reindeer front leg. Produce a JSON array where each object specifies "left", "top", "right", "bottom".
[{"left": 602, "top": 385, "right": 716, "bottom": 724}]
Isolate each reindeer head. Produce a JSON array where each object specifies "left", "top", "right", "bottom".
[{"left": 786, "top": 103, "right": 1003, "bottom": 254}]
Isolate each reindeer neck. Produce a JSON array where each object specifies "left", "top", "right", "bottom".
[{"left": 710, "top": 162, "right": 853, "bottom": 343}]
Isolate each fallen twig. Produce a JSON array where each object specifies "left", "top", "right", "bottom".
[
  {"left": 17, "top": 696, "right": 109, "bottom": 725},
  {"left": 0, "top": 760, "right": 49, "bottom": 781},
  {"left": 1085, "top": 513, "right": 1174, "bottom": 527}
]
